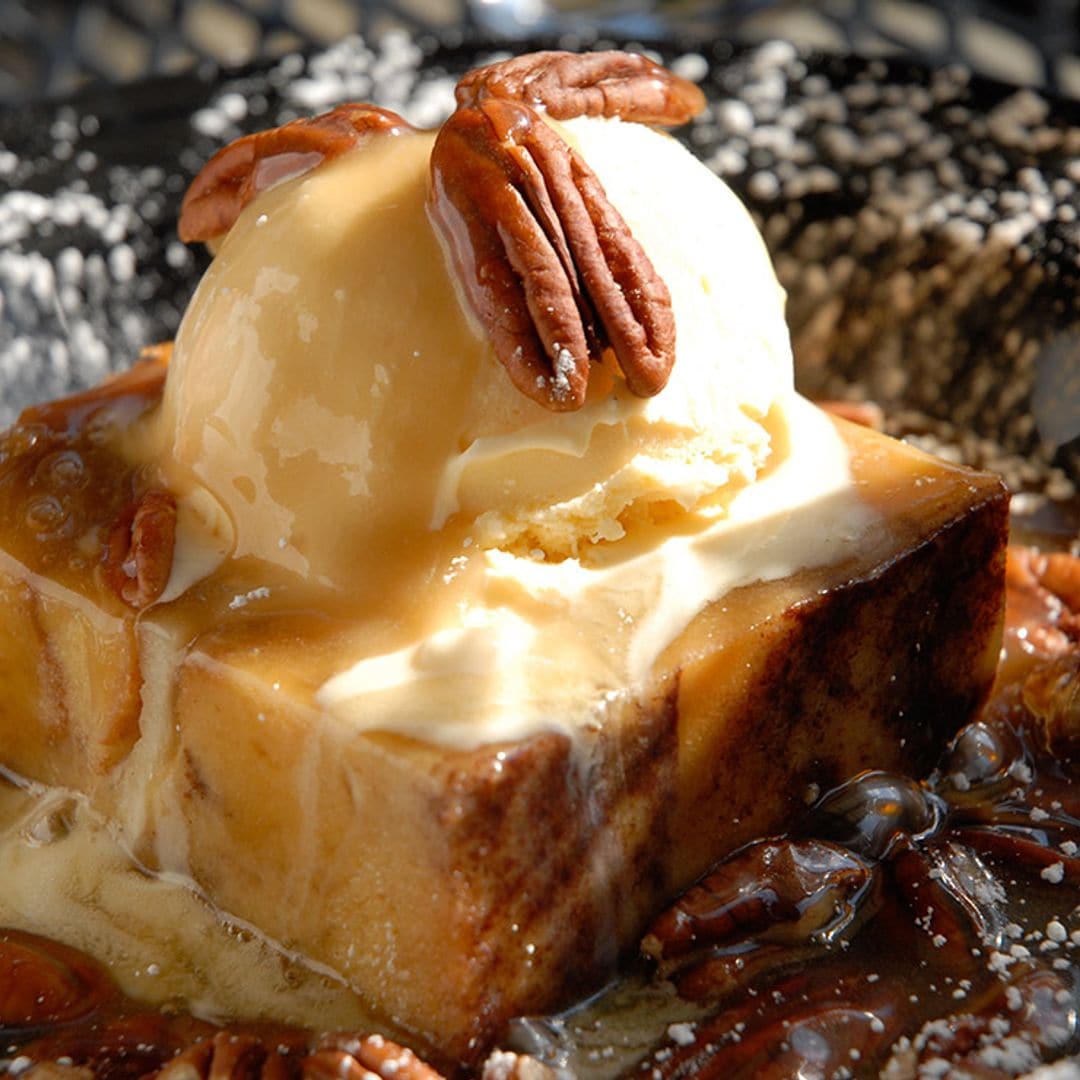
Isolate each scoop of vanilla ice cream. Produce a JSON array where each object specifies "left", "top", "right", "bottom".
[
  {"left": 448, "top": 114, "right": 793, "bottom": 556},
  {"left": 147, "top": 112, "right": 792, "bottom": 607}
]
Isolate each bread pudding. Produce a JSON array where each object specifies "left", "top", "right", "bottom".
[{"left": 0, "top": 51, "right": 1008, "bottom": 1065}]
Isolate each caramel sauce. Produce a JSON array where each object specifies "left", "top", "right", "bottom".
[
  {"left": 2, "top": 544, "right": 1077, "bottom": 1078},
  {"left": 0, "top": 355, "right": 167, "bottom": 602}
]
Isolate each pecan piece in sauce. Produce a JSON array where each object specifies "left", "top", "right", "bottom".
[
  {"left": 1002, "top": 545, "right": 1080, "bottom": 674},
  {"left": 1022, "top": 650, "right": 1080, "bottom": 758},
  {"left": 101, "top": 488, "right": 177, "bottom": 609},
  {"left": 642, "top": 838, "right": 873, "bottom": 967},
  {"left": 153, "top": 1031, "right": 285, "bottom": 1080},
  {"left": 178, "top": 104, "right": 413, "bottom": 243},
  {"left": 998, "top": 545, "right": 1080, "bottom": 754},
  {"left": 305, "top": 1034, "right": 445, "bottom": 1080}
]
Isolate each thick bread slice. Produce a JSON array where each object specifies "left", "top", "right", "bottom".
[{"left": 0, "top": 368, "right": 1007, "bottom": 1064}]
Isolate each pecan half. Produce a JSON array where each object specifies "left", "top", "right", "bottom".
[
  {"left": 308, "top": 1035, "right": 444, "bottom": 1080},
  {"left": 456, "top": 50, "right": 706, "bottom": 125},
  {"left": 1022, "top": 651, "right": 1080, "bottom": 759},
  {"left": 154, "top": 1032, "right": 283, "bottom": 1080},
  {"left": 179, "top": 104, "right": 414, "bottom": 243},
  {"left": 429, "top": 96, "right": 675, "bottom": 409},
  {"left": 1001, "top": 545, "right": 1080, "bottom": 683},
  {"left": 642, "top": 838, "right": 872, "bottom": 967},
  {"left": 102, "top": 489, "right": 177, "bottom": 609}
]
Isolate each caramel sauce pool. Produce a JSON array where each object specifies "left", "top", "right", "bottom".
[
  {"left": 513, "top": 716, "right": 1079, "bottom": 1079},
  {"left": 2, "top": 541, "right": 1079, "bottom": 1078}
]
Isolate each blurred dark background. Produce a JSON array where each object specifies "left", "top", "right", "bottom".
[{"left": 1, "top": 0, "right": 1078, "bottom": 106}]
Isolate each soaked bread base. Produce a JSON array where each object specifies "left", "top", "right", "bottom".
[{"left": 0, "top": 363, "right": 1007, "bottom": 1061}]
